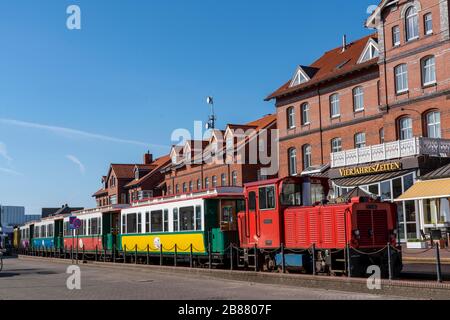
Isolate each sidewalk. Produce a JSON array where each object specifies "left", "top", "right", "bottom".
[{"left": 401, "top": 244, "right": 450, "bottom": 264}]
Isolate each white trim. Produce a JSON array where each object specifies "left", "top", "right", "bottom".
[
  {"left": 357, "top": 38, "right": 379, "bottom": 64},
  {"left": 289, "top": 66, "right": 311, "bottom": 87}
]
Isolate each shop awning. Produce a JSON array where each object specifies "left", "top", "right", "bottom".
[
  {"left": 333, "top": 170, "right": 413, "bottom": 188},
  {"left": 395, "top": 178, "right": 450, "bottom": 201}
]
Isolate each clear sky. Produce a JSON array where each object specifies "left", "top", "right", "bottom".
[{"left": 0, "top": 0, "right": 377, "bottom": 214}]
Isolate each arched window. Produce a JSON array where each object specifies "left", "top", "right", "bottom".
[
  {"left": 205, "top": 177, "right": 210, "bottom": 189},
  {"left": 302, "top": 145, "right": 312, "bottom": 170},
  {"left": 353, "top": 86, "right": 364, "bottom": 112},
  {"left": 212, "top": 175, "right": 217, "bottom": 188},
  {"left": 232, "top": 171, "right": 238, "bottom": 186},
  {"left": 301, "top": 103, "right": 310, "bottom": 125},
  {"left": 330, "top": 93, "right": 340, "bottom": 118},
  {"left": 405, "top": 6, "right": 419, "bottom": 41},
  {"left": 331, "top": 138, "right": 342, "bottom": 153},
  {"left": 287, "top": 107, "right": 296, "bottom": 129},
  {"left": 425, "top": 111, "right": 441, "bottom": 138},
  {"left": 399, "top": 117, "right": 413, "bottom": 140},
  {"left": 288, "top": 148, "right": 297, "bottom": 176},
  {"left": 197, "top": 179, "right": 201, "bottom": 190},
  {"left": 421, "top": 56, "right": 436, "bottom": 86},
  {"left": 379, "top": 128, "right": 385, "bottom": 144},
  {"left": 354, "top": 133, "right": 366, "bottom": 149}
]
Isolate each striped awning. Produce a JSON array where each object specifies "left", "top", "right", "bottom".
[
  {"left": 395, "top": 178, "right": 450, "bottom": 201},
  {"left": 333, "top": 170, "right": 413, "bottom": 188}
]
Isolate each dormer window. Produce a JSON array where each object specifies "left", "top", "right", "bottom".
[
  {"left": 289, "top": 66, "right": 310, "bottom": 87},
  {"left": 358, "top": 39, "right": 379, "bottom": 63},
  {"left": 135, "top": 170, "right": 139, "bottom": 180}
]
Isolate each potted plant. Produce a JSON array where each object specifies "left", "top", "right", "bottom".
[{"left": 406, "top": 239, "right": 428, "bottom": 249}]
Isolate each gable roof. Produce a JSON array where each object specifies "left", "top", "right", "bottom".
[
  {"left": 125, "top": 155, "right": 171, "bottom": 188},
  {"left": 266, "top": 34, "right": 378, "bottom": 101}
]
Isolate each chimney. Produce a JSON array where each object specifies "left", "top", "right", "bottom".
[
  {"left": 144, "top": 151, "right": 153, "bottom": 164},
  {"left": 342, "top": 34, "right": 347, "bottom": 52}
]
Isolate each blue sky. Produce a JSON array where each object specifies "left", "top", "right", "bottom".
[{"left": 0, "top": 0, "right": 377, "bottom": 214}]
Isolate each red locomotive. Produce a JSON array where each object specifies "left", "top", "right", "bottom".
[{"left": 238, "top": 176, "right": 402, "bottom": 277}]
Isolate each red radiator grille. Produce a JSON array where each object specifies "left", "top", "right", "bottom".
[
  {"left": 373, "top": 210, "right": 388, "bottom": 245},
  {"left": 357, "top": 210, "right": 373, "bottom": 246}
]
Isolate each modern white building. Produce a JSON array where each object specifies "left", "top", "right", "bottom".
[{"left": 0, "top": 205, "right": 41, "bottom": 227}]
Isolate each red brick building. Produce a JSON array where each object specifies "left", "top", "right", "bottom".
[
  {"left": 267, "top": 0, "right": 450, "bottom": 242},
  {"left": 161, "top": 114, "right": 277, "bottom": 195},
  {"left": 93, "top": 152, "right": 170, "bottom": 207}
]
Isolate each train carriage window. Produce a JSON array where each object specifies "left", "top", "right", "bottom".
[
  {"left": 173, "top": 208, "right": 179, "bottom": 232},
  {"left": 126, "top": 213, "right": 137, "bottom": 234},
  {"left": 137, "top": 213, "right": 142, "bottom": 233},
  {"left": 145, "top": 212, "right": 150, "bottom": 233},
  {"left": 195, "top": 206, "right": 202, "bottom": 231},
  {"left": 164, "top": 209, "right": 169, "bottom": 232},
  {"left": 311, "top": 184, "right": 325, "bottom": 204},
  {"left": 180, "top": 206, "right": 195, "bottom": 231},
  {"left": 281, "top": 182, "right": 302, "bottom": 206},
  {"left": 259, "top": 186, "right": 276, "bottom": 210},
  {"left": 91, "top": 218, "right": 99, "bottom": 235},
  {"left": 151, "top": 210, "right": 163, "bottom": 233},
  {"left": 248, "top": 192, "right": 256, "bottom": 211},
  {"left": 122, "top": 215, "right": 126, "bottom": 234}
]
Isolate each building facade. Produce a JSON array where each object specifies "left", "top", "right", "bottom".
[
  {"left": 161, "top": 114, "right": 278, "bottom": 196},
  {"left": 267, "top": 0, "right": 450, "bottom": 242},
  {"left": 0, "top": 205, "right": 40, "bottom": 227}
]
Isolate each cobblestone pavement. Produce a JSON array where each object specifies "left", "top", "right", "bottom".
[{"left": 0, "top": 257, "right": 408, "bottom": 300}]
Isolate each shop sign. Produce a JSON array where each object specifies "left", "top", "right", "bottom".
[{"left": 339, "top": 162, "right": 402, "bottom": 177}]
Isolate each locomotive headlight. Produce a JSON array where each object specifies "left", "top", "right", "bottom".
[{"left": 353, "top": 230, "right": 360, "bottom": 236}]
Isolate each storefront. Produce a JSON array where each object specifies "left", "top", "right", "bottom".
[{"left": 329, "top": 156, "right": 450, "bottom": 243}]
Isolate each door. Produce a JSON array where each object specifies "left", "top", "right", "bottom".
[{"left": 54, "top": 220, "right": 64, "bottom": 249}]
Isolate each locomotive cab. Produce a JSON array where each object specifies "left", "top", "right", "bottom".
[{"left": 238, "top": 176, "right": 328, "bottom": 249}]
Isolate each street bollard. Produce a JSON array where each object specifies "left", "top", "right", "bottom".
[
  {"left": 95, "top": 245, "right": 98, "bottom": 262},
  {"left": 312, "top": 243, "right": 316, "bottom": 276},
  {"left": 135, "top": 245, "right": 138, "bottom": 265},
  {"left": 387, "top": 243, "right": 393, "bottom": 281},
  {"left": 174, "top": 244, "right": 178, "bottom": 267},
  {"left": 190, "top": 244, "right": 193, "bottom": 268},
  {"left": 208, "top": 241, "right": 212, "bottom": 270},
  {"left": 124, "top": 245, "right": 127, "bottom": 264},
  {"left": 281, "top": 243, "right": 286, "bottom": 274},
  {"left": 436, "top": 243, "right": 443, "bottom": 283},
  {"left": 160, "top": 244, "right": 163, "bottom": 266},
  {"left": 113, "top": 244, "right": 116, "bottom": 263},
  {"left": 230, "top": 244, "right": 234, "bottom": 271},
  {"left": 147, "top": 245, "right": 150, "bottom": 265},
  {"left": 346, "top": 244, "right": 352, "bottom": 278}
]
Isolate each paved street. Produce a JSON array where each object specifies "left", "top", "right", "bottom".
[{"left": 0, "top": 257, "right": 407, "bottom": 300}]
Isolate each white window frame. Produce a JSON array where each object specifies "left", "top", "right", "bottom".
[
  {"left": 301, "top": 103, "right": 310, "bottom": 125},
  {"left": 399, "top": 117, "right": 413, "bottom": 140},
  {"left": 353, "top": 86, "right": 364, "bottom": 112},
  {"left": 354, "top": 132, "right": 366, "bottom": 149},
  {"left": 330, "top": 93, "right": 340, "bottom": 118},
  {"left": 392, "top": 25, "right": 401, "bottom": 46},
  {"left": 421, "top": 56, "right": 436, "bottom": 86},
  {"left": 288, "top": 148, "right": 297, "bottom": 176},
  {"left": 302, "top": 145, "right": 312, "bottom": 170},
  {"left": 395, "top": 64, "right": 409, "bottom": 94},
  {"left": 331, "top": 138, "right": 342, "bottom": 153},
  {"left": 405, "top": 6, "right": 419, "bottom": 41},
  {"left": 426, "top": 111, "right": 441, "bottom": 139},
  {"left": 424, "top": 13, "right": 433, "bottom": 35},
  {"left": 287, "top": 107, "right": 296, "bottom": 129}
]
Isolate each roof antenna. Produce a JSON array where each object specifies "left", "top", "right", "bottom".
[
  {"left": 206, "top": 96, "right": 216, "bottom": 130},
  {"left": 342, "top": 34, "right": 347, "bottom": 52}
]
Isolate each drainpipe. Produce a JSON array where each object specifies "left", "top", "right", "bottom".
[
  {"left": 317, "top": 85, "right": 324, "bottom": 165},
  {"left": 382, "top": 15, "right": 389, "bottom": 113}
]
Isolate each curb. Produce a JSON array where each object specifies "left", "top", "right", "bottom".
[{"left": 18, "top": 255, "right": 450, "bottom": 299}]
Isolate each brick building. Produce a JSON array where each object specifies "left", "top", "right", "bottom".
[
  {"left": 266, "top": 0, "right": 450, "bottom": 242},
  {"left": 93, "top": 152, "right": 170, "bottom": 207},
  {"left": 161, "top": 114, "right": 277, "bottom": 196}
]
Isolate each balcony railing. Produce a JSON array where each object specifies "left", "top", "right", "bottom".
[{"left": 331, "top": 137, "right": 450, "bottom": 168}]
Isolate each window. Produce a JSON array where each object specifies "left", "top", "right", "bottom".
[
  {"left": 290, "top": 68, "right": 309, "bottom": 86},
  {"left": 188, "top": 181, "right": 193, "bottom": 192},
  {"left": 259, "top": 186, "right": 276, "bottom": 210},
  {"left": 399, "top": 117, "right": 413, "bottom": 140},
  {"left": 280, "top": 182, "right": 302, "bottom": 206},
  {"left": 248, "top": 191, "right": 256, "bottom": 211},
  {"left": 175, "top": 184, "right": 180, "bottom": 194},
  {"left": 232, "top": 171, "right": 238, "bottom": 186},
  {"left": 392, "top": 25, "right": 400, "bottom": 46},
  {"left": 330, "top": 93, "right": 340, "bottom": 118},
  {"left": 288, "top": 148, "right": 297, "bottom": 176},
  {"left": 126, "top": 213, "right": 137, "bottom": 234},
  {"left": 145, "top": 212, "right": 150, "bottom": 233},
  {"left": 137, "top": 214, "right": 141, "bottom": 233},
  {"left": 180, "top": 206, "right": 195, "bottom": 231},
  {"left": 379, "top": 128, "right": 385, "bottom": 144},
  {"left": 426, "top": 111, "right": 441, "bottom": 138},
  {"left": 301, "top": 103, "right": 310, "bottom": 125},
  {"left": 151, "top": 210, "right": 163, "bottom": 232},
  {"left": 173, "top": 208, "right": 179, "bottom": 232},
  {"left": 221, "top": 173, "right": 227, "bottom": 186},
  {"left": 122, "top": 215, "right": 126, "bottom": 234},
  {"left": 205, "top": 177, "right": 210, "bottom": 189},
  {"left": 109, "top": 195, "right": 117, "bottom": 205},
  {"left": 182, "top": 182, "right": 187, "bottom": 193},
  {"left": 395, "top": 64, "right": 408, "bottom": 93},
  {"left": 331, "top": 138, "right": 342, "bottom": 153},
  {"left": 359, "top": 41, "right": 379, "bottom": 62},
  {"left": 405, "top": 6, "right": 419, "bottom": 41},
  {"left": 195, "top": 206, "right": 202, "bottom": 231},
  {"left": 421, "top": 56, "right": 436, "bottom": 86},
  {"left": 163, "top": 209, "right": 169, "bottom": 232},
  {"left": 197, "top": 179, "right": 201, "bottom": 190},
  {"left": 354, "top": 133, "right": 366, "bottom": 149},
  {"left": 302, "top": 144, "right": 312, "bottom": 170},
  {"left": 424, "top": 13, "right": 433, "bottom": 35},
  {"left": 212, "top": 175, "right": 217, "bottom": 188},
  {"left": 353, "top": 87, "right": 364, "bottom": 112},
  {"left": 287, "top": 107, "right": 296, "bottom": 129}
]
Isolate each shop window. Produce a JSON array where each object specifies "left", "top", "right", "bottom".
[
  {"left": 380, "top": 181, "right": 392, "bottom": 201},
  {"left": 403, "top": 174, "right": 414, "bottom": 192},
  {"left": 369, "top": 184, "right": 379, "bottom": 196},
  {"left": 392, "top": 178, "right": 403, "bottom": 199}
]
